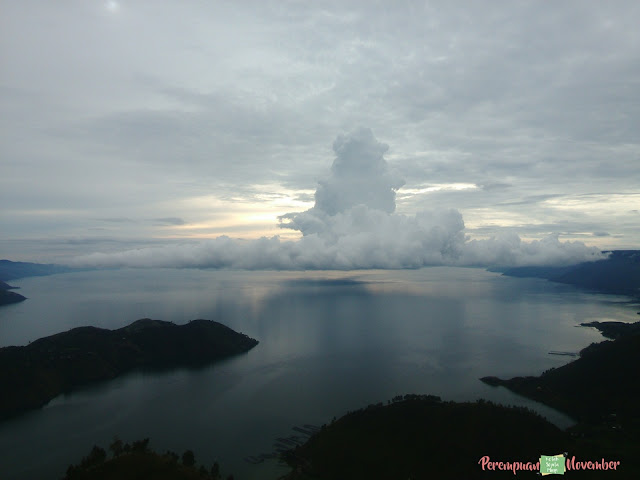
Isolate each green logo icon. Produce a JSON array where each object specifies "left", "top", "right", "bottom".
[{"left": 540, "top": 454, "right": 566, "bottom": 475}]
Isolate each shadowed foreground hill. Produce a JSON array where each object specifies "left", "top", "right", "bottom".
[
  {"left": 0, "top": 319, "right": 258, "bottom": 421},
  {"left": 63, "top": 438, "right": 232, "bottom": 480},
  {"left": 282, "top": 396, "right": 574, "bottom": 479}
]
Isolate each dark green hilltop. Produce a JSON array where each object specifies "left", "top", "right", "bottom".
[
  {"left": 62, "top": 438, "right": 232, "bottom": 480},
  {"left": 0, "top": 319, "right": 258, "bottom": 422},
  {"left": 282, "top": 395, "right": 570, "bottom": 479}
]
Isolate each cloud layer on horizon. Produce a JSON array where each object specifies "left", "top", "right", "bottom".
[{"left": 71, "top": 129, "right": 605, "bottom": 270}]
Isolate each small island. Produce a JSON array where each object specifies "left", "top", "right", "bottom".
[{"left": 0, "top": 319, "right": 259, "bottom": 422}]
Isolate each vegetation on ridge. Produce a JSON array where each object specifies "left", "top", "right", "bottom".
[
  {"left": 282, "top": 396, "right": 573, "bottom": 479},
  {"left": 0, "top": 319, "right": 259, "bottom": 421},
  {"left": 63, "top": 437, "right": 234, "bottom": 480}
]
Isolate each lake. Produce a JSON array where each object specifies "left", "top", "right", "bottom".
[{"left": 0, "top": 267, "right": 636, "bottom": 479}]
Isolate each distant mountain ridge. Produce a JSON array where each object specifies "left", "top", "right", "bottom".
[
  {"left": 0, "top": 259, "right": 87, "bottom": 281},
  {"left": 498, "top": 250, "right": 640, "bottom": 296}
]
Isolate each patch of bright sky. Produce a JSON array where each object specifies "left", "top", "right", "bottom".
[
  {"left": 542, "top": 194, "right": 640, "bottom": 214},
  {"left": 398, "top": 183, "right": 478, "bottom": 196},
  {"left": 105, "top": 1, "right": 120, "bottom": 14},
  {"left": 161, "top": 188, "right": 314, "bottom": 240}
]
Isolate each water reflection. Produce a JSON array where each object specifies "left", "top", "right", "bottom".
[{"left": 0, "top": 268, "right": 636, "bottom": 480}]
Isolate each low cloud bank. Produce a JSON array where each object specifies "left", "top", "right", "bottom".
[{"left": 72, "top": 129, "right": 605, "bottom": 270}]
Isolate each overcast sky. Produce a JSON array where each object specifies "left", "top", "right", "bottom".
[{"left": 1, "top": 1, "right": 639, "bottom": 266}]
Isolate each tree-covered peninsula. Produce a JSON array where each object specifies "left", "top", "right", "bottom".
[
  {"left": 0, "top": 319, "right": 258, "bottom": 421},
  {"left": 282, "top": 321, "right": 640, "bottom": 479},
  {"left": 0, "top": 279, "right": 26, "bottom": 306}
]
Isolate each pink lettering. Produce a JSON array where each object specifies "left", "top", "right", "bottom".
[
  {"left": 479, "top": 455, "right": 620, "bottom": 473},
  {"left": 478, "top": 456, "right": 490, "bottom": 470}
]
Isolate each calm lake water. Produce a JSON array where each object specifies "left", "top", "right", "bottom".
[{"left": 0, "top": 267, "right": 637, "bottom": 479}]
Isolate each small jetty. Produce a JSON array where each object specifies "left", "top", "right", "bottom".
[
  {"left": 293, "top": 426, "right": 317, "bottom": 436},
  {"left": 548, "top": 351, "right": 577, "bottom": 357}
]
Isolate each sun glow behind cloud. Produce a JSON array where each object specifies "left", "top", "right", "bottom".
[
  {"left": 542, "top": 194, "right": 640, "bottom": 215},
  {"left": 153, "top": 189, "right": 314, "bottom": 240},
  {"left": 104, "top": 1, "right": 120, "bottom": 14}
]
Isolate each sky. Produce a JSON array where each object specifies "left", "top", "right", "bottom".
[{"left": 1, "top": 1, "right": 639, "bottom": 268}]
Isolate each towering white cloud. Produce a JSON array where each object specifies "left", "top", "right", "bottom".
[
  {"left": 317, "top": 128, "right": 404, "bottom": 216},
  {"left": 72, "top": 129, "right": 605, "bottom": 270}
]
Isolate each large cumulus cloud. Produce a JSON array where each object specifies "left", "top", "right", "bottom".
[{"left": 72, "top": 129, "right": 605, "bottom": 269}]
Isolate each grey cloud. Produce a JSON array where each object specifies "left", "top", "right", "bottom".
[
  {"left": 97, "top": 217, "right": 136, "bottom": 223},
  {"left": 2, "top": 2, "right": 638, "bottom": 257},
  {"left": 479, "top": 183, "right": 511, "bottom": 192},
  {"left": 496, "top": 195, "right": 564, "bottom": 207},
  {"left": 153, "top": 217, "right": 186, "bottom": 226},
  {"left": 462, "top": 234, "right": 605, "bottom": 268},
  {"left": 312, "top": 128, "right": 404, "bottom": 216},
  {"left": 293, "top": 192, "right": 315, "bottom": 203},
  {"left": 72, "top": 130, "right": 605, "bottom": 270}
]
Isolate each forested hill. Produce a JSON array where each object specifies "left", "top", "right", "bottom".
[{"left": 0, "top": 319, "right": 259, "bottom": 421}]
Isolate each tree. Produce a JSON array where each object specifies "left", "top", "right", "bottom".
[
  {"left": 182, "top": 449, "right": 196, "bottom": 467},
  {"left": 109, "top": 436, "right": 123, "bottom": 457},
  {"left": 80, "top": 445, "right": 106, "bottom": 468},
  {"left": 211, "top": 461, "right": 221, "bottom": 479},
  {"left": 165, "top": 450, "right": 179, "bottom": 464},
  {"left": 132, "top": 437, "right": 150, "bottom": 453}
]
